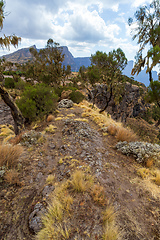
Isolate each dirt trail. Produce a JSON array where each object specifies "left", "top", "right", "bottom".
[{"left": 0, "top": 102, "right": 160, "bottom": 239}]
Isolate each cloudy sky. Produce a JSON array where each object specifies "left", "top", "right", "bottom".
[{"left": 0, "top": 0, "right": 152, "bottom": 61}]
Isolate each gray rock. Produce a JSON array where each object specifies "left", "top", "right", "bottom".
[
  {"left": 58, "top": 99, "right": 73, "bottom": 108},
  {"left": 42, "top": 185, "right": 55, "bottom": 198},
  {"left": 29, "top": 203, "right": 46, "bottom": 233}
]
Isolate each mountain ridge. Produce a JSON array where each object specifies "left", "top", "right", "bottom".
[{"left": 1, "top": 45, "right": 158, "bottom": 86}]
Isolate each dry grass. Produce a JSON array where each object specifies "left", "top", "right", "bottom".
[
  {"left": 103, "top": 223, "right": 120, "bottom": 240},
  {"left": 0, "top": 144, "right": 23, "bottom": 168},
  {"left": 4, "top": 169, "right": 20, "bottom": 185},
  {"left": 103, "top": 205, "right": 116, "bottom": 224},
  {"left": 116, "top": 126, "right": 137, "bottom": 142},
  {"left": 146, "top": 158, "right": 154, "bottom": 168},
  {"left": 91, "top": 184, "right": 106, "bottom": 205},
  {"left": 0, "top": 125, "right": 15, "bottom": 143},
  {"left": 69, "top": 170, "right": 88, "bottom": 192},
  {"left": 45, "top": 124, "right": 57, "bottom": 134},
  {"left": 153, "top": 170, "right": 160, "bottom": 186},
  {"left": 102, "top": 205, "right": 120, "bottom": 240},
  {"left": 137, "top": 168, "right": 150, "bottom": 179},
  {"left": 9, "top": 133, "right": 23, "bottom": 145},
  {"left": 107, "top": 124, "right": 118, "bottom": 136},
  {"left": 46, "top": 175, "right": 55, "bottom": 185},
  {"left": 46, "top": 114, "right": 54, "bottom": 122}
]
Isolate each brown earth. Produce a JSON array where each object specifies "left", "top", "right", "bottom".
[{"left": 0, "top": 101, "right": 160, "bottom": 240}]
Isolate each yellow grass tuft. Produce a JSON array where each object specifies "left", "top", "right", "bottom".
[
  {"left": 137, "top": 168, "right": 150, "bottom": 179},
  {"left": 69, "top": 170, "right": 87, "bottom": 192},
  {"left": 46, "top": 175, "right": 55, "bottom": 185},
  {"left": 103, "top": 205, "right": 116, "bottom": 224},
  {"left": 103, "top": 223, "right": 120, "bottom": 240},
  {"left": 102, "top": 204, "right": 120, "bottom": 240},
  {"left": 45, "top": 124, "right": 57, "bottom": 134},
  {"left": 55, "top": 117, "right": 63, "bottom": 121},
  {"left": 0, "top": 144, "right": 23, "bottom": 168},
  {"left": 153, "top": 170, "right": 160, "bottom": 186},
  {"left": 74, "top": 118, "right": 88, "bottom": 122}
]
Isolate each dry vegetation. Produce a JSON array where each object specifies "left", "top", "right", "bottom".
[
  {"left": 36, "top": 170, "right": 119, "bottom": 240},
  {"left": 0, "top": 144, "right": 23, "bottom": 169}
]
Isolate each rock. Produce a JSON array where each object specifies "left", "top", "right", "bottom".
[
  {"left": 61, "top": 90, "right": 72, "bottom": 99},
  {"left": 29, "top": 203, "right": 46, "bottom": 233},
  {"left": 36, "top": 172, "right": 43, "bottom": 181},
  {"left": 42, "top": 185, "right": 55, "bottom": 199},
  {"left": 88, "top": 82, "right": 147, "bottom": 122},
  {"left": 58, "top": 99, "right": 73, "bottom": 108}
]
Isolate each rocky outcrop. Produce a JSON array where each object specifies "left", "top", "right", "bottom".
[{"left": 89, "top": 82, "right": 148, "bottom": 122}]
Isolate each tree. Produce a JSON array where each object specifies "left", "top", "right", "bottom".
[
  {"left": 0, "top": 0, "right": 24, "bottom": 135},
  {"left": 24, "top": 39, "right": 65, "bottom": 86},
  {"left": 128, "top": 0, "right": 160, "bottom": 82},
  {"left": 146, "top": 80, "right": 160, "bottom": 126},
  {"left": 90, "top": 48, "right": 127, "bottom": 112}
]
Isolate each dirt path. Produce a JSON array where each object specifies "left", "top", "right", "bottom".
[{"left": 0, "top": 103, "right": 160, "bottom": 239}]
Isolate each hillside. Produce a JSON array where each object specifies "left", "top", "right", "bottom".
[
  {"left": 1, "top": 46, "right": 158, "bottom": 86},
  {"left": 0, "top": 99, "right": 160, "bottom": 240}
]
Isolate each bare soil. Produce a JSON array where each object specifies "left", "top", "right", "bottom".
[{"left": 0, "top": 101, "right": 160, "bottom": 240}]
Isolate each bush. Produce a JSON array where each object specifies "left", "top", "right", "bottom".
[
  {"left": 15, "top": 79, "right": 27, "bottom": 90},
  {"left": 16, "top": 83, "right": 58, "bottom": 123},
  {"left": 69, "top": 90, "right": 85, "bottom": 104},
  {"left": 4, "top": 77, "right": 15, "bottom": 89}
]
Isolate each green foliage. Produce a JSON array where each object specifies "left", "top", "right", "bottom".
[
  {"left": 16, "top": 83, "right": 58, "bottom": 122},
  {"left": 147, "top": 80, "right": 160, "bottom": 104},
  {"left": 129, "top": 0, "right": 160, "bottom": 79},
  {"left": 21, "top": 38, "right": 65, "bottom": 85},
  {"left": 152, "top": 104, "right": 160, "bottom": 121},
  {"left": 69, "top": 90, "right": 85, "bottom": 104},
  {"left": 4, "top": 77, "right": 15, "bottom": 89},
  {"left": 15, "top": 79, "right": 27, "bottom": 90}
]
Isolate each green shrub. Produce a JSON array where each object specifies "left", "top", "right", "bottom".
[
  {"left": 69, "top": 90, "right": 85, "bottom": 103},
  {"left": 16, "top": 83, "right": 58, "bottom": 122},
  {"left": 15, "top": 79, "right": 27, "bottom": 90},
  {"left": 4, "top": 77, "right": 15, "bottom": 89}
]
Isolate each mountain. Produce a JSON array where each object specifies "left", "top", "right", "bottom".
[
  {"left": 1, "top": 46, "right": 158, "bottom": 86},
  {"left": 123, "top": 60, "right": 158, "bottom": 86}
]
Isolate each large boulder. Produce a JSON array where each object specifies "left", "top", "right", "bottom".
[{"left": 89, "top": 82, "right": 148, "bottom": 122}]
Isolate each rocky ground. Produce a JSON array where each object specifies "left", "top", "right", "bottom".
[{"left": 0, "top": 100, "right": 160, "bottom": 240}]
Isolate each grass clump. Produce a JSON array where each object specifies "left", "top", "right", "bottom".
[
  {"left": 102, "top": 205, "right": 120, "bottom": 240},
  {"left": 0, "top": 144, "right": 23, "bottom": 169},
  {"left": 153, "top": 170, "right": 160, "bottom": 186},
  {"left": 4, "top": 169, "right": 20, "bottom": 185},
  {"left": 116, "top": 126, "right": 137, "bottom": 142},
  {"left": 46, "top": 175, "right": 55, "bottom": 185}
]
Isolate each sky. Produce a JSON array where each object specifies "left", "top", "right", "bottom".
[{"left": 0, "top": 0, "right": 153, "bottom": 62}]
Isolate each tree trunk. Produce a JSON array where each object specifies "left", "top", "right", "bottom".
[
  {"left": 149, "top": 70, "right": 152, "bottom": 83},
  {"left": 99, "top": 86, "right": 113, "bottom": 113},
  {"left": 0, "top": 85, "right": 24, "bottom": 135}
]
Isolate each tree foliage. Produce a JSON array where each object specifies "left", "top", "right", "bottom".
[
  {"left": 129, "top": 0, "right": 160, "bottom": 81},
  {"left": 21, "top": 39, "right": 65, "bottom": 85}
]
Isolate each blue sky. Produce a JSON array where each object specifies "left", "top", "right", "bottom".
[{"left": 0, "top": 0, "right": 152, "bottom": 61}]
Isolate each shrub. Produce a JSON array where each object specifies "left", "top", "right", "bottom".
[
  {"left": 69, "top": 90, "right": 85, "bottom": 104},
  {"left": 15, "top": 79, "right": 27, "bottom": 90},
  {"left": 4, "top": 77, "right": 15, "bottom": 89},
  {"left": 16, "top": 83, "right": 58, "bottom": 123}
]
